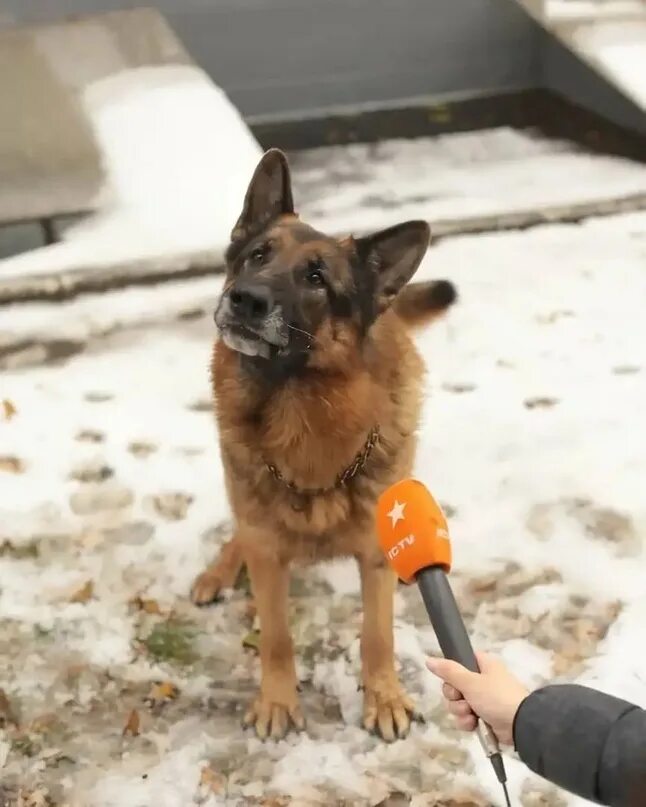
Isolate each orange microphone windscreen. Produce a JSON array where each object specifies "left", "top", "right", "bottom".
[{"left": 377, "top": 479, "right": 452, "bottom": 583}]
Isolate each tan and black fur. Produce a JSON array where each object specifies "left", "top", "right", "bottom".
[{"left": 191, "top": 149, "right": 457, "bottom": 741}]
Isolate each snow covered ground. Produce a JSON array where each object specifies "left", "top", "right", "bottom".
[{"left": 1, "top": 178, "right": 645, "bottom": 804}]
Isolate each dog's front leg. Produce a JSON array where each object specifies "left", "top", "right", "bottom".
[
  {"left": 357, "top": 554, "right": 417, "bottom": 741},
  {"left": 242, "top": 540, "right": 304, "bottom": 740}
]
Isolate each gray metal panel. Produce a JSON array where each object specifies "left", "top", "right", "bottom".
[{"left": 2, "top": 0, "right": 540, "bottom": 117}]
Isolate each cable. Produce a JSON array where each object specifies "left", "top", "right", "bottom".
[{"left": 491, "top": 751, "right": 512, "bottom": 806}]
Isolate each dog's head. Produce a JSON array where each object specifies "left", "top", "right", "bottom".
[{"left": 215, "top": 149, "right": 430, "bottom": 378}]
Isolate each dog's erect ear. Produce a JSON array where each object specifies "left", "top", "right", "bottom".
[
  {"left": 356, "top": 221, "right": 430, "bottom": 313},
  {"left": 231, "top": 149, "right": 294, "bottom": 245}
]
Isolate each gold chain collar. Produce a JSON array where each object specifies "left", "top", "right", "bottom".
[{"left": 265, "top": 426, "right": 380, "bottom": 504}]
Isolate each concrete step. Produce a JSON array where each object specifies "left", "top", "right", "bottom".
[
  {"left": 0, "top": 9, "right": 190, "bottom": 228},
  {"left": 514, "top": 0, "right": 646, "bottom": 110}
]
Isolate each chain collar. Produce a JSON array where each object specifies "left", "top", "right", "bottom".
[{"left": 265, "top": 426, "right": 380, "bottom": 502}]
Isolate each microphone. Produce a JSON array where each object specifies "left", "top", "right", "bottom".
[{"left": 377, "top": 478, "right": 511, "bottom": 807}]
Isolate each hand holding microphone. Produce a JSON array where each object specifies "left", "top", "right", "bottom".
[
  {"left": 427, "top": 653, "right": 528, "bottom": 748},
  {"left": 377, "top": 479, "right": 512, "bottom": 806}
]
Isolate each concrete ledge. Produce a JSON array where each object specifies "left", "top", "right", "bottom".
[
  {"left": 0, "top": 8, "right": 191, "bottom": 227},
  {"left": 2, "top": 192, "right": 645, "bottom": 305}
]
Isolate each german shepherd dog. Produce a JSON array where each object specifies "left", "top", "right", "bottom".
[{"left": 191, "top": 149, "right": 456, "bottom": 741}]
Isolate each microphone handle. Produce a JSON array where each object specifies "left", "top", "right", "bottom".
[
  {"left": 416, "top": 565, "right": 479, "bottom": 672},
  {"left": 416, "top": 566, "right": 504, "bottom": 764}
]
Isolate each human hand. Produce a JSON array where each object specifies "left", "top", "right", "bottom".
[{"left": 426, "top": 652, "right": 529, "bottom": 747}]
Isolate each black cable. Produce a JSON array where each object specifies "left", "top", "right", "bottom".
[{"left": 491, "top": 752, "right": 512, "bottom": 806}]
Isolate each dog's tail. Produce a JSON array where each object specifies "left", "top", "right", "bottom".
[{"left": 393, "top": 280, "right": 457, "bottom": 328}]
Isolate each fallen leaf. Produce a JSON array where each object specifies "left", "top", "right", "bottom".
[
  {"left": 200, "top": 765, "right": 226, "bottom": 794},
  {"left": 0, "top": 688, "right": 18, "bottom": 727},
  {"left": 132, "top": 597, "right": 163, "bottom": 615},
  {"left": 16, "top": 787, "right": 50, "bottom": 807},
  {"left": 122, "top": 709, "right": 140, "bottom": 737},
  {"left": 145, "top": 681, "right": 179, "bottom": 706},
  {"left": 242, "top": 630, "right": 261, "bottom": 652},
  {"left": 0, "top": 455, "right": 25, "bottom": 474},
  {"left": 69, "top": 580, "right": 94, "bottom": 604},
  {"left": 29, "top": 713, "right": 59, "bottom": 735},
  {"left": 2, "top": 399, "right": 17, "bottom": 420}
]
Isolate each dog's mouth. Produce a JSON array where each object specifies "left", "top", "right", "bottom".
[
  {"left": 219, "top": 322, "right": 276, "bottom": 359},
  {"left": 214, "top": 293, "right": 305, "bottom": 362}
]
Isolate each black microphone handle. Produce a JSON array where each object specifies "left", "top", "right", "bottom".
[
  {"left": 415, "top": 565, "right": 511, "bottom": 803},
  {"left": 416, "top": 565, "right": 480, "bottom": 673}
]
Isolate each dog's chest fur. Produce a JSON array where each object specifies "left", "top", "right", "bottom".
[{"left": 211, "top": 311, "right": 425, "bottom": 564}]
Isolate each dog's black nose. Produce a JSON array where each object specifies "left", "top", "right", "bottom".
[{"left": 229, "top": 284, "right": 273, "bottom": 321}]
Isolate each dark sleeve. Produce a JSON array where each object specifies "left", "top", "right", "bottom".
[{"left": 513, "top": 684, "right": 646, "bottom": 806}]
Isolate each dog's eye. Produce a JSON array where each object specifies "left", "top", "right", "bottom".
[
  {"left": 306, "top": 260, "right": 325, "bottom": 287},
  {"left": 249, "top": 243, "right": 269, "bottom": 265}
]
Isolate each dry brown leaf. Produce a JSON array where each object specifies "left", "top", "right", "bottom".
[
  {"left": 0, "top": 455, "right": 25, "bottom": 474},
  {"left": 200, "top": 765, "right": 226, "bottom": 794},
  {"left": 70, "top": 580, "right": 94, "bottom": 604},
  {"left": 29, "top": 712, "right": 59, "bottom": 735},
  {"left": 145, "top": 681, "right": 179, "bottom": 705},
  {"left": 242, "top": 630, "right": 261, "bottom": 652},
  {"left": 122, "top": 708, "right": 140, "bottom": 737},
  {"left": 16, "top": 788, "right": 50, "bottom": 807},
  {"left": 0, "top": 687, "right": 18, "bottom": 727},
  {"left": 133, "top": 597, "right": 163, "bottom": 615},
  {"left": 2, "top": 399, "right": 17, "bottom": 420}
]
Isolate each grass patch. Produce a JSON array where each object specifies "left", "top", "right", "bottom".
[{"left": 143, "top": 620, "right": 196, "bottom": 665}]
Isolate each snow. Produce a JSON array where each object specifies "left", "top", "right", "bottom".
[
  {"left": 292, "top": 128, "right": 646, "bottom": 237},
  {"left": 545, "top": 1, "right": 646, "bottom": 23},
  {"left": 1, "top": 128, "right": 645, "bottom": 804},
  {"left": 0, "top": 65, "right": 261, "bottom": 279},
  {"left": 3, "top": 124, "right": 646, "bottom": 290},
  {"left": 569, "top": 19, "right": 646, "bottom": 108}
]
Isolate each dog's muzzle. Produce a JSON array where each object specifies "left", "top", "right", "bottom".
[{"left": 215, "top": 285, "right": 289, "bottom": 359}]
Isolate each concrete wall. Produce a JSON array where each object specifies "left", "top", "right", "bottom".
[
  {"left": 2, "top": 0, "right": 540, "bottom": 118},
  {"left": 2, "top": 1, "right": 642, "bottom": 130}
]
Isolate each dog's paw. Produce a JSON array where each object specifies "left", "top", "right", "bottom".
[
  {"left": 190, "top": 569, "right": 225, "bottom": 605},
  {"left": 362, "top": 683, "right": 419, "bottom": 742},
  {"left": 243, "top": 692, "right": 305, "bottom": 740}
]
